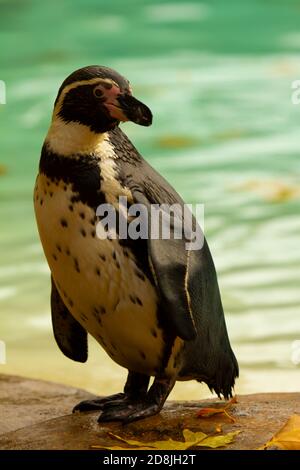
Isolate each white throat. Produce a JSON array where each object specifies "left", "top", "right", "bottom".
[{"left": 45, "top": 118, "right": 107, "bottom": 156}]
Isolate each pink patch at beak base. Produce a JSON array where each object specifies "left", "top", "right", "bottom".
[{"left": 104, "top": 102, "right": 129, "bottom": 122}]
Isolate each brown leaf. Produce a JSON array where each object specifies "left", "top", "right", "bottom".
[{"left": 197, "top": 396, "right": 237, "bottom": 422}]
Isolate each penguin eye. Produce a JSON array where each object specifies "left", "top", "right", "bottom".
[{"left": 93, "top": 87, "right": 104, "bottom": 98}]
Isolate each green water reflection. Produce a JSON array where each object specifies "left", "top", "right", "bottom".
[{"left": 0, "top": 0, "right": 300, "bottom": 397}]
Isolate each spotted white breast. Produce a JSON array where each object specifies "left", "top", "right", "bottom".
[{"left": 34, "top": 137, "right": 165, "bottom": 375}]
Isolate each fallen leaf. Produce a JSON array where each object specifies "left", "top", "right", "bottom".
[
  {"left": 261, "top": 415, "right": 300, "bottom": 450},
  {"left": 92, "top": 429, "right": 240, "bottom": 450},
  {"left": 197, "top": 396, "right": 237, "bottom": 422}
]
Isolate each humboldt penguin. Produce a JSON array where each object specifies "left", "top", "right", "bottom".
[{"left": 34, "top": 65, "right": 238, "bottom": 423}]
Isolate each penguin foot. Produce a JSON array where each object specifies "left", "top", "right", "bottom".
[
  {"left": 73, "top": 371, "right": 150, "bottom": 414},
  {"left": 73, "top": 393, "right": 125, "bottom": 412},
  {"left": 97, "top": 376, "right": 176, "bottom": 423},
  {"left": 98, "top": 400, "right": 161, "bottom": 423}
]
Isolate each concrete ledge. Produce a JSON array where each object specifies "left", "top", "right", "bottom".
[{"left": 0, "top": 374, "right": 299, "bottom": 450}]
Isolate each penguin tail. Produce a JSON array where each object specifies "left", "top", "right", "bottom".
[{"left": 197, "top": 346, "right": 239, "bottom": 400}]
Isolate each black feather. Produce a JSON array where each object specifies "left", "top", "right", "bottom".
[{"left": 51, "top": 277, "right": 88, "bottom": 363}]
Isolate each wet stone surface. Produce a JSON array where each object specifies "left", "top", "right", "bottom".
[{"left": 0, "top": 374, "right": 299, "bottom": 450}]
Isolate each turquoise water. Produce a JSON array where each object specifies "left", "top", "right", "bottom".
[{"left": 0, "top": 0, "right": 300, "bottom": 397}]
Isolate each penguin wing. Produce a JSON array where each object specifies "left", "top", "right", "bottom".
[
  {"left": 118, "top": 141, "right": 202, "bottom": 341},
  {"left": 51, "top": 277, "right": 88, "bottom": 362},
  {"left": 128, "top": 183, "right": 202, "bottom": 340}
]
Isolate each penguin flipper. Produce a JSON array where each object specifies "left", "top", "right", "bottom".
[
  {"left": 51, "top": 277, "right": 88, "bottom": 362},
  {"left": 129, "top": 188, "right": 197, "bottom": 341}
]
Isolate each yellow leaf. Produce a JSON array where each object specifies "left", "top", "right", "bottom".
[
  {"left": 92, "top": 429, "right": 240, "bottom": 450},
  {"left": 262, "top": 415, "right": 300, "bottom": 450}
]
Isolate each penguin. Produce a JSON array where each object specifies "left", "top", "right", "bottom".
[{"left": 34, "top": 65, "right": 238, "bottom": 423}]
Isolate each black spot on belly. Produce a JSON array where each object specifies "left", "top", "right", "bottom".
[
  {"left": 60, "top": 218, "right": 68, "bottom": 228},
  {"left": 80, "top": 228, "right": 86, "bottom": 237},
  {"left": 115, "top": 260, "right": 120, "bottom": 269},
  {"left": 56, "top": 243, "right": 62, "bottom": 253},
  {"left": 95, "top": 267, "right": 101, "bottom": 276},
  {"left": 100, "top": 306, "right": 106, "bottom": 314},
  {"left": 99, "top": 253, "right": 106, "bottom": 261},
  {"left": 80, "top": 312, "right": 88, "bottom": 321},
  {"left": 68, "top": 204, "right": 73, "bottom": 211},
  {"left": 46, "top": 181, "right": 50, "bottom": 187},
  {"left": 73, "top": 257, "right": 80, "bottom": 273},
  {"left": 50, "top": 191, "right": 53, "bottom": 197},
  {"left": 129, "top": 295, "right": 136, "bottom": 305},
  {"left": 68, "top": 298, "right": 74, "bottom": 308},
  {"left": 136, "top": 297, "right": 143, "bottom": 306},
  {"left": 139, "top": 351, "right": 146, "bottom": 360},
  {"left": 112, "top": 251, "right": 116, "bottom": 260},
  {"left": 91, "top": 229, "right": 96, "bottom": 237},
  {"left": 79, "top": 212, "right": 85, "bottom": 220},
  {"left": 93, "top": 307, "right": 99, "bottom": 316},
  {"left": 52, "top": 254, "right": 57, "bottom": 261},
  {"left": 63, "top": 185, "right": 67, "bottom": 191},
  {"left": 65, "top": 248, "right": 70, "bottom": 256},
  {"left": 40, "top": 199, "right": 43, "bottom": 206}
]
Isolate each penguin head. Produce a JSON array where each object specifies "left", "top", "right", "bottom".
[{"left": 53, "top": 66, "right": 153, "bottom": 133}]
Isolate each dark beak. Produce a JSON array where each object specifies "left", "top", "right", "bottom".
[
  {"left": 117, "top": 94, "right": 152, "bottom": 126},
  {"left": 105, "top": 93, "right": 153, "bottom": 127}
]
